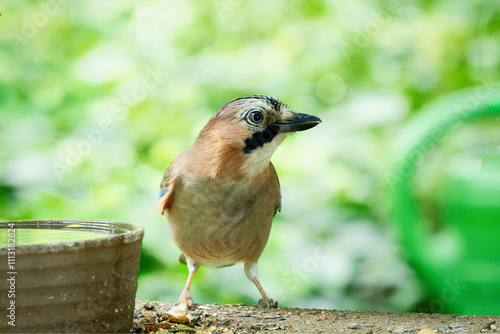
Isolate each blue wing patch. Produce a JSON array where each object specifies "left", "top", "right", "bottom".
[{"left": 158, "top": 188, "right": 168, "bottom": 201}]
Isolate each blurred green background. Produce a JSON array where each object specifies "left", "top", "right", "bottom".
[{"left": 1, "top": 0, "right": 499, "bottom": 313}]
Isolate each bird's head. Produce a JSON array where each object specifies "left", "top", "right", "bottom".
[{"left": 194, "top": 95, "right": 321, "bottom": 179}]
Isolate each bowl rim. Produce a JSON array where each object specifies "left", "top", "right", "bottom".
[{"left": 0, "top": 219, "right": 145, "bottom": 254}]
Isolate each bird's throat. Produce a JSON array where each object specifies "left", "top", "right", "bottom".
[{"left": 240, "top": 132, "right": 286, "bottom": 180}]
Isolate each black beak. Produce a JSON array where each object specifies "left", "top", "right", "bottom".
[{"left": 274, "top": 112, "right": 322, "bottom": 133}]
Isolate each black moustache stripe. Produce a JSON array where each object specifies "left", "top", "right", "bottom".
[{"left": 243, "top": 124, "right": 279, "bottom": 154}]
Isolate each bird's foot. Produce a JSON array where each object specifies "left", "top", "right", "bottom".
[
  {"left": 258, "top": 298, "right": 279, "bottom": 308},
  {"left": 175, "top": 289, "right": 194, "bottom": 310}
]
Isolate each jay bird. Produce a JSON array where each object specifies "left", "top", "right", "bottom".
[{"left": 157, "top": 95, "right": 321, "bottom": 308}]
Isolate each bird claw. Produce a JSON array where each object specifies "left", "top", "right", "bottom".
[
  {"left": 258, "top": 298, "right": 279, "bottom": 308},
  {"left": 173, "top": 300, "right": 190, "bottom": 312},
  {"left": 176, "top": 290, "right": 194, "bottom": 310}
]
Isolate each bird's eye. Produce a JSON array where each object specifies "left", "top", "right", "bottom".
[{"left": 248, "top": 111, "right": 264, "bottom": 124}]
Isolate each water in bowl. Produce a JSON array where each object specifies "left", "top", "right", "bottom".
[{"left": 0, "top": 228, "right": 108, "bottom": 246}]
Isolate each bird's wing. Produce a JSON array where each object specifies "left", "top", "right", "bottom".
[
  {"left": 269, "top": 162, "right": 282, "bottom": 215},
  {"left": 156, "top": 162, "right": 181, "bottom": 213}
]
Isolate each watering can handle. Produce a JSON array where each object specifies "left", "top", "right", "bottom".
[{"left": 391, "top": 86, "right": 500, "bottom": 260}]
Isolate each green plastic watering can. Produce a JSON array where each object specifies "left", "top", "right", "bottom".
[{"left": 391, "top": 86, "right": 500, "bottom": 315}]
